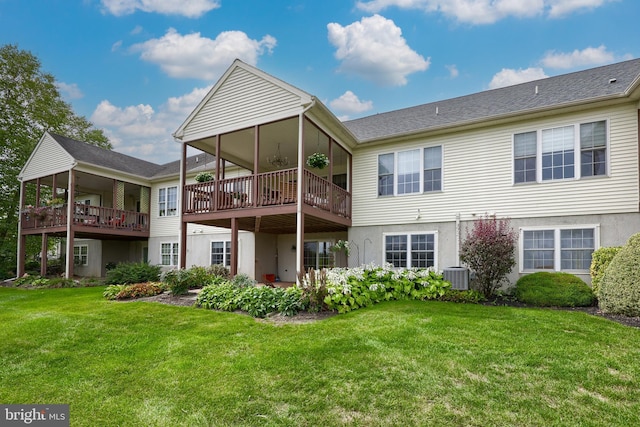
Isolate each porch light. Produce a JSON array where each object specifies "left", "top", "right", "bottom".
[{"left": 267, "top": 143, "right": 289, "bottom": 168}]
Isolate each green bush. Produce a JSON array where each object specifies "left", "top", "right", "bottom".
[
  {"left": 599, "top": 233, "right": 640, "bottom": 316},
  {"left": 104, "top": 284, "right": 128, "bottom": 300},
  {"left": 104, "top": 262, "right": 161, "bottom": 285},
  {"left": 231, "top": 273, "right": 256, "bottom": 288},
  {"left": 196, "top": 283, "right": 307, "bottom": 317},
  {"left": 438, "top": 289, "right": 486, "bottom": 304},
  {"left": 196, "top": 283, "right": 242, "bottom": 312},
  {"left": 161, "top": 269, "right": 191, "bottom": 295},
  {"left": 114, "top": 282, "right": 164, "bottom": 300},
  {"left": 323, "top": 265, "right": 451, "bottom": 314},
  {"left": 13, "top": 275, "right": 78, "bottom": 288},
  {"left": 590, "top": 246, "right": 622, "bottom": 297},
  {"left": 207, "top": 264, "right": 229, "bottom": 279},
  {"left": 514, "top": 272, "right": 595, "bottom": 307}
]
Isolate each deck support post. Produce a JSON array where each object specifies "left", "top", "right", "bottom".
[{"left": 231, "top": 217, "right": 239, "bottom": 277}]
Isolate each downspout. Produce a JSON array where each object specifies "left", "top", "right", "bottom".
[
  {"left": 455, "top": 212, "right": 461, "bottom": 266},
  {"left": 295, "top": 99, "right": 317, "bottom": 283},
  {"left": 177, "top": 140, "right": 187, "bottom": 269},
  {"left": 65, "top": 166, "right": 77, "bottom": 279}
]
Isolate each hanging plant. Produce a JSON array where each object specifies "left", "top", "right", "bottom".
[
  {"left": 330, "top": 240, "right": 350, "bottom": 257},
  {"left": 195, "top": 171, "right": 214, "bottom": 182},
  {"left": 306, "top": 152, "right": 329, "bottom": 169}
]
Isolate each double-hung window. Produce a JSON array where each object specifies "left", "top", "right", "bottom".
[
  {"left": 513, "top": 120, "right": 607, "bottom": 183},
  {"left": 521, "top": 226, "right": 597, "bottom": 272},
  {"left": 158, "top": 186, "right": 178, "bottom": 217},
  {"left": 73, "top": 245, "right": 88, "bottom": 266},
  {"left": 384, "top": 233, "right": 436, "bottom": 268},
  {"left": 211, "top": 241, "right": 231, "bottom": 267},
  {"left": 161, "top": 242, "right": 179, "bottom": 266},
  {"left": 378, "top": 146, "right": 443, "bottom": 196}
]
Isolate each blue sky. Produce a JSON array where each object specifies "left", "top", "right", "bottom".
[{"left": 1, "top": 0, "right": 638, "bottom": 164}]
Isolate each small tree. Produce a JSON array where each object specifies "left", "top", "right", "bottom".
[{"left": 460, "top": 215, "right": 516, "bottom": 297}]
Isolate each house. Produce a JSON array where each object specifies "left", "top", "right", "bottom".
[{"left": 17, "top": 58, "right": 640, "bottom": 285}]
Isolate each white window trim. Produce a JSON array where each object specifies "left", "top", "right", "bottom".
[
  {"left": 160, "top": 242, "right": 179, "bottom": 266},
  {"left": 73, "top": 244, "right": 88, "bottom": 266},
  {"left": 382, "top": 231, "right": 439, "bottom": 269},
  {"left": 518, "top": 224, "right": 600, "bottom": 273},
  {"left": 378, "top": 145, "right": 444, "bottom": 197},
  {"left": 158, "top": 185, "right": 179, "bottom": 217},
  {"left": 210, "top": 240, "right": 232, "bottom": 267},
  {"left": 512, "top": 119, "right": 610, "bottom": 185}
]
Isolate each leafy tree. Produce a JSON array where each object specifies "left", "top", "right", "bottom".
[
  {"left": 460, "top": 215, "right": 516, "bottom": 297},
  {"left": 0, "top": 44, "right": 110, "bottom": 278}
]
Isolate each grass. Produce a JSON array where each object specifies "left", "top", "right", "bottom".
[{"left": 1, "top": 287, "right": 639, "bottom": 426}]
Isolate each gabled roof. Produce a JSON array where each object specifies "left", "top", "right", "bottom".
[
  {"left": 344, "top": 58, "right": 640, "bottom": 142},
  {"left": 50, "top": 133, "right": 219, "bottom": 179},
  {"left": 51, "top": 133, "right": 164, "bottom": 178}
]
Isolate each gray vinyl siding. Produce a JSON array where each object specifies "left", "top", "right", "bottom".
[
  {"left": 182, "top": 67, "right": 306, "bottom": 141},
  {"left": 352, "top": 103, "right": 639, "bottom": 226},
  {"left": 150, "top": 178, "right": 181, "bottom": 237},
  {"left": 20, "top": 133, "right": 75, "bottom": 181}
]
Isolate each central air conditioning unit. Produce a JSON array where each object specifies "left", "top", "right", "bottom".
[{"left": 443, "top": 267, "right": 469, "bottom": 290}]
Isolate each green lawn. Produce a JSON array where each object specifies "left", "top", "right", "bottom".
[{"left": 1, "top": 287, "right": 639, "bottom": 426}]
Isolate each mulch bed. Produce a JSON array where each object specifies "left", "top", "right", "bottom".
[{"left": 133, "top": 290, "right": 640, "bottom": 328}]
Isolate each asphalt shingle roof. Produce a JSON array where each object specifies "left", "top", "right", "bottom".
[
  {"left": 343, "top": 58, "right": 640, "bottom": 142},
  {"left": 50, "top": 133, "right": 217, "bottom": 179}
]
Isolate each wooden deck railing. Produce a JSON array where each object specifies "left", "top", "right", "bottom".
[
  {"left": 21, "top": 203, "right": 149, "bottom": 232},
  {"left": 183, "top": 168, "right": 351, "bottom": 218}
]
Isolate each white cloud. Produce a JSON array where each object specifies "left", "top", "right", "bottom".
[
  {"left": 56, "top": 82, "right": 84, "bottom": 100},
  {"left": 100, "top": 0, "right": 220, "bottom": 18},
  {"left": 130, "top": 25, "right": 143, "bottom": 35},
  {"left": 111, "top": 40, "right": 123, "bottom": 52},
  {"left": 488, "top": 67, "right": 548, "bottom": 89},
  {"left": 329, "top": 91, "right": 374, "bottom": 118},
  {"left": 548, "top": 0, "right": 615, "bottom": 18},
  {"left": 446, "top": 64, "right": 459, "bottom": 78},
  {"left": 541, "top": 45, "right": 615, "bottom": 69},
  {"left": 327, "top": 14, "right": 430, "bottom": 86},
  {"left": 356, "top": 0, "right": 614, "bottom": 24},
  {"left": 89, "top": 86, "right": 211, "bottom": 163},
  {"left": 131, "top": 28, "right": 277, "bottom": 80}
]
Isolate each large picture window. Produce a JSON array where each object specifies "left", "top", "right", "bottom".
[
  {"left": 384, "top": 233, "right": 436, "bottom": 268},
  {"left": 513, "top": 120, "right": 607, "bottom": 184},
  {"left": 158, "top": 186, "right": 178, "bottom": 217},
  {"left": 521, "top": 226, "right": 597, "bottom": 272},
  {"left": 378, "top": 146, "right": 443, "bottom": 196},
  {"left": 161, "top": 242, "right": 179, "bottom": 266}
]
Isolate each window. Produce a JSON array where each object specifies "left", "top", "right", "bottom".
[
  {"left": 542, "top": 125, "right": 574, "bottom": 180},
  {"left": 211, "top": 241, "right": 231, "bottom": 267},
  {"left": 158, "top": 186, "right": 178, "bottom": 217},
  {"left": 513, "top": 120, "right": 607, "bottom": 184},
  {"left": 304, "top": 241, "right": 334, "bottom": 270},
  {"left": 73, "top": 245, "right": 88, "bottom": 266},
  {"left": 423, "top": 146, "right": 442, "bottom": 191},
  {"left": 580, "top": 121, "right": 607, "bottom": 177},
  {"left": 384, "top": 233, "right": 436, "bottom": 268},
  {"left": 378, "top": 153, "right": 394, "bottom": 196},
  {"left": 378, "top": 146, "right": 443, "bottom": 196},
  {"left": 161, "top": 242, "right": 179, "bottom": 266},
  {"left": 521, "top": 226, "right": 597, "bottom": 272},
  {"left": 514, "top": 131, "right": 537, "bottom": 183}
]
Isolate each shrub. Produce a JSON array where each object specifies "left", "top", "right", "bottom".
[
  {"left": 13, "top": 275, "right": 77, "bottom": 288},
  {"left": 460, "top": 215, "right": 517, "bottom": 298},
  {"left": 299, "top": 268, "right": 329, "bottom": 313},
  {"left": 515, "top": 272, "right": 595, "bottom": 307},
  {"left": 599, "top": 233, "right": 640, "bottom": 316},
  {"left": 196, "top": 283, "right": 241, "bottom": 311},
  {"left": 114, "top": 282, "right": 164, "bottom": 300},
  {"left": 207, "top": 264, "right": 229, "bottom": 279},
  {"left": 104, "top": 284, "right": 128, "bottom": 300},
  {"left": 104, "top": 262, "right": 161, "bottom": 285},
  {"left": 237, "top": 286, "right": 283, "bottom": 318},
  {"left": 590, "top": 246, "right": 622, "bottom": 297},
  {"left": 323, "top": 265, "right": 451, "bottom": 314},
  {"left": 231, "top": 273, "right": 256, "bottom": 288},
  {"left": 438, "top": 289, "right": 486, "bottom": 304},
  {"left": 161, "top": 269, "right": 191, "bottom": 295}
]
